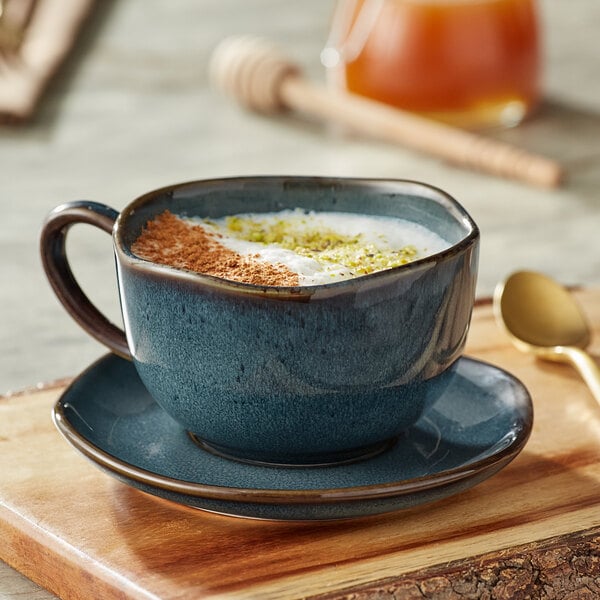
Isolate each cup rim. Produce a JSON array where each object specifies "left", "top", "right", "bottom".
[{"left": 114, "top": 175, "right": 479, "bottom": 297}]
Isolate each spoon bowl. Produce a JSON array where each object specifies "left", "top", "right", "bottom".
[{"left": 494, "top": 270, "right": 600, "bottom": 403}]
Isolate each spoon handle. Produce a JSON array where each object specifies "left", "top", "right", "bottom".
[{"left": 561, "top": 346, "right": 600, "bottom": 406}]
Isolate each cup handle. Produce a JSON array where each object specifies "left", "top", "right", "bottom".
[{"left": 40, "top": 201, "right": 131, "bottom": 360}]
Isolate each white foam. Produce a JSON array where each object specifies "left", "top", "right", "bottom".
[{"left": 189, "top": 209, "right": 449, "bottom": 285}]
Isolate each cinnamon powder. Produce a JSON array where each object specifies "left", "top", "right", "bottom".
[{"left": 131, "top": 210, "right": 300, "bottom": 286}]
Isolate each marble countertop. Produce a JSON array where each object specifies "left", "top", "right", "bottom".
[{"left": 1, "top": 1, "right": 599, "bottom": 598}]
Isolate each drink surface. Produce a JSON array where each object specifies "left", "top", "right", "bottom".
[
  {"left": 131, "top": 209, "right": 449, "bottom": 286},
  {"left": 325, "top": 0, "right": 541, "bottom": 129}
]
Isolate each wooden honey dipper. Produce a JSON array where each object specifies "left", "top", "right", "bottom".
[{"left": 209, "top": 35, "right": 564, "bottom": 188}]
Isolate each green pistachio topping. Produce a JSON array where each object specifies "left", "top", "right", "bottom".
[{"left": 215, "top": 214, "right": 420, "bottom": 275}]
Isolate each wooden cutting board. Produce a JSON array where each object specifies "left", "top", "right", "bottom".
[{"left": 3, "top": 288, "right": 600, "bottom": 600}]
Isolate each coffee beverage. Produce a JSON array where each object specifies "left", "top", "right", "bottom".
[{"left": 131, "top": 209, "right": 450, "bottom": 286}]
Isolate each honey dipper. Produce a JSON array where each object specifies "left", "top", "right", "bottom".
[{"left": 209, "top": 35, "right": 564, "bottom": 189}]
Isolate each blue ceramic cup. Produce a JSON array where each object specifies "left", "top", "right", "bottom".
[{"left": 41, "top": 176, "right": 479, "bottom": 467}]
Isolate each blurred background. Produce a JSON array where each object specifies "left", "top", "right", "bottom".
[{"left": 1, "top": 0, "right": 599, "bottom": 396}]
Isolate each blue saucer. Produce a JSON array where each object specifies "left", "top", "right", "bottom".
[{"left": 53, "top": 354, "right": 533, "bottom": 521}]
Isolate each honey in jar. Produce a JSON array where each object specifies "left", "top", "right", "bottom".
[{"left": 322, "top": 0, "right": 541, "bottom": 129}]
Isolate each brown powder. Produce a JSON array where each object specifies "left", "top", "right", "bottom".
[{"left": 131, "top": 210, "right": 300, "bottom": 286}]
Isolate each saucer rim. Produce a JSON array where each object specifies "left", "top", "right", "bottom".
[{"left": 52, "top": 353, "right": 533, "bottom": 507}]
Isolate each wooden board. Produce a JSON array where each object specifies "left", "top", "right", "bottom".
[{"left": 2, "top": 289, "right": 600, "bottom": 600}]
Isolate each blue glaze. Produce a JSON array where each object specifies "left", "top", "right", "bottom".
[
  {"left": 53, "top": 353, "right": 533, "bottom": 521},
  {"left": 113, "top": 177, "right": 479, "bottom": 464}
]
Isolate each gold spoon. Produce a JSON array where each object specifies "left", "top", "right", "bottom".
[{"left": 494, "top": 270, "right": 600, "bottom": 404}]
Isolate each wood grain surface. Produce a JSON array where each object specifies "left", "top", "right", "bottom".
[{"left": 2, "top": 289, "right": 600, "bottom": 600}]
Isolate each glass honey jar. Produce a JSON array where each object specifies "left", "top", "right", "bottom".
[{"left": 322, "top": 0, "right": 542, "bottom": 129}]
